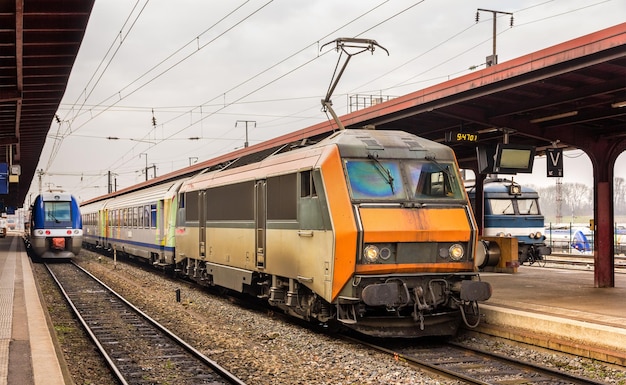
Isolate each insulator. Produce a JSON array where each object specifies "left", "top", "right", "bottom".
[
  {"left": 475, "top": 11, "right": 480, "bottom": 23},
  {"left": 510, "top": 15, "right": 514, "bottom": 27}
]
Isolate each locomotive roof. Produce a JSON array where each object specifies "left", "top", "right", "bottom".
[
  {"left": 466, "top": 178, "right": 540, "bottom": 198},
  {"left": 36, "top": 192, "right": 76, "bottom": 202},
  {"left": 329, "top": 129, "right": 457, "bottom": 161},
  {"left": 82, "top": 128, "right": 458, "bottom": 204}
]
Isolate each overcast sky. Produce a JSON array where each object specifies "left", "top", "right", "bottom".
[{"left": 29, "top": 0, "right": 625, "bottom": 204}]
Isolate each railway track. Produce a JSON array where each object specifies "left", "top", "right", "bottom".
[
  {"left": 354, "top": 339, "right": 607, "bottom": 385},
  {"left": 45, "top": 262, "right": 247, "bottom": 385},
  {"left": 541, "top": 254, "right": 626, "bottom": 274}
]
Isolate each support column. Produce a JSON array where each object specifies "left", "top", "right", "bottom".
[{"left": 594, "top": 181, "right": 614, "bottom": 287}]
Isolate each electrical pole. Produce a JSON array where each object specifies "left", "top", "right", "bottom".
[
  {"left": 140, "top": 153, "right": 148, "bottom": 181},
  {"left": 476, "top": 8, "right": 513, "bottom": 66},
  {"left": 235, "top": 120, "right": 256, "bottom": 148}
]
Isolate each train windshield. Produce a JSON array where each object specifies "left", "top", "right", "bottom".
[
  {"left": 488, "top": 198, "right": 540, "bottom": 215},
  {"left": 345, "top": 159, "right": 464, "bottom": 201},
  {"left": 44, "top": 201, "right": 72, "bottom": 226},
  {"left": 516, "top": 199, "right": 540, "bottom": 215}
]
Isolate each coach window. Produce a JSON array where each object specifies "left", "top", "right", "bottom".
[
  {"left": 151, "top": 204, "right": 157, "bottom": 228},
  {"left": 123, "top": 208, "right": 128, "bottom": 227},
  {"left": 137, "top": 207, "right": 141, "bottom": 227}
]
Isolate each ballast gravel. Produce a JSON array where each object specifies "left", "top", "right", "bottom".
[{"left": 33, "top": 252, "right": 626, "bottom": 385}]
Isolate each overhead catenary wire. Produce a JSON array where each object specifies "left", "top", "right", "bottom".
[
  {"left": 42, "top": 0, "right": 618, "bottom": 201},
  {"left": 45, "top": 0, "right": 152, "bottom": 173},
  {"left": 69, "top": 1, "right": 401, "bottom": 194}
]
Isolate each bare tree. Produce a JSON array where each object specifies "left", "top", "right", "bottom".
[
  {"left": 561, "top": 183, "right": 592, "bottom": 219},
  {"left": 615, "top": 177, "right": 626, "bottom": 216}
]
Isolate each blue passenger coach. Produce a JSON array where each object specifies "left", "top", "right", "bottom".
[
  {"left": 467, "top": 178, "right": 551, "bottom": 265},
  {"left": 26, "top": 192, "right": 83, "bottom": 260}
]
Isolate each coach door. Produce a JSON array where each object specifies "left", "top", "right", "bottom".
[
  {"left": 198, "top": 190, "right": 207, "bottom": 258},
  {"left": 255, "top": 180, "right": 266, "bottom": 269}
]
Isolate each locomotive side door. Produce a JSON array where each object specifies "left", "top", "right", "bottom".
[
  {"left": 255, "top": 180, "right": 266, "bottom": 269},
  {"left": 198, "top": 190, "right": 207, "bottom": 259}
]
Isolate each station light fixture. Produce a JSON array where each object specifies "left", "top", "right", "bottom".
[{"left": 530, "top": 111, "right": 578, "bottom": 124}]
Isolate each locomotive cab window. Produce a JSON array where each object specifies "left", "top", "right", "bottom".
[
  {"left": 345, "top": 159, "right": 405, "bottom": 200},
  {"left": 489, "top": 198, "right": 539, "bottom": 215},
  {"left": 345, "top": 158, "right": 464, "bottom": 202},
  {"left": 407, "top": 161, "right": 464, "bottom": 200},
  {"left": 44, "top": 201, "right": 72, "bottom": 227},
  {"left": 488, "top": 199, "right": 516, "bottom": 215},
  {"left": 516, "top": 198, "right": 539, "bottom": 215}
]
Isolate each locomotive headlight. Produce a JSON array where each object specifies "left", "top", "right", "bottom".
[
  {"left": 448, "top": 244, "right": 465, "bottom": 261},
  {"left": 363, "top": 245, "right": 380, "bottom": 263},
  {"left": 535, "top": 231, "right": 542, "bottom": 239},
  {"left": 379, "top": 247, "right": 392, "bottom": 260}
]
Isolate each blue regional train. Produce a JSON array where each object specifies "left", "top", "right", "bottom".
[
  {"left": 25, "top": 192, "right": 83, "bottom": 260},
  {"left": 466, "top": 178, "right": 551, "bottom": 265}
]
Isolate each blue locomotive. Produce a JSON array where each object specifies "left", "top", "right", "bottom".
[
  {"left": 467, "top": 178, "right": 551, "bottom": 265},
  {"left": 25, "top": 192, "right": 83, "bottom": 260}
]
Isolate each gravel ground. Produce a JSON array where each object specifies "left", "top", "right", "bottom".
[{"left": 34, "top": 251, "right": 626, "bottom": 385}]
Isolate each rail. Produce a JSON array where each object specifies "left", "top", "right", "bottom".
[{"left": 45, "top": 262, "right": 247, "bottom": 385}]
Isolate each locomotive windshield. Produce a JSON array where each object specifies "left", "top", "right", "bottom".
[
  {"left": 44, "top": 201, "right": 72, "bottom": 227},
  {"left": 488, "top": 198, "right": 540, "bottom": 215},
  {"left": 345, "top": 159, "right": 464, "bottom": 201}
]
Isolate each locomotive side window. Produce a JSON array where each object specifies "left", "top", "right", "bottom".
[
  {"left": 267, "top": 174, "right": 297, "bottom": 220},
  {"left": 300, "top": 170, "right": 317, "bottom": 198},
  {"left": 206, "top": 181, "right": 254, "bottom": 220},
  {"left": 185, "top": 191, "right": 200, "bottom": 222}
]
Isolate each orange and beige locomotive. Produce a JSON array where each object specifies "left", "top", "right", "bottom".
[{"left": 82, "top": 128, "right": 492, "bottom": 338}]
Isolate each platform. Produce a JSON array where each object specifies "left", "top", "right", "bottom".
[
  {"left": 476, "top": 265, "right": 626, "bottom": 365},
  {"left": 2, "top": 232, "right": 626, "bottom": 385},
  {"left": 0, "top": 234, "right": 66, "bottom": 385}
]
